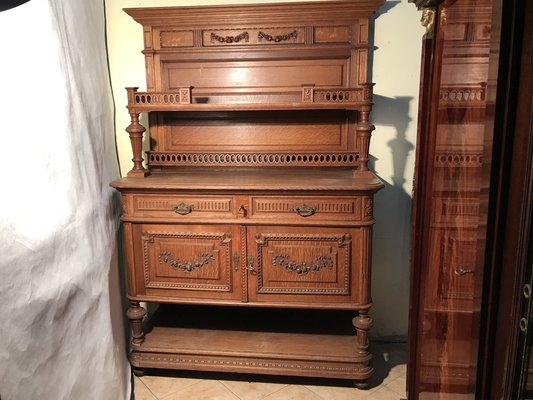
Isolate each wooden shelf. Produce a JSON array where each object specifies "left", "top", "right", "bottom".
[
  {"left": 130, "top": 305, "right": 372, "bottom": 379},
  {"left": 111, "top": 169, "right": 383, "bottom": 192},
  {"left": 126, "top": 87, "right": 373, "bottom": 113}
]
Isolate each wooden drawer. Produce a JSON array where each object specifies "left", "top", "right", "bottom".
[
  {"left": 127, "top": 194, "right": 235, "bottom": 219},
  {"left": 249, "top": 195, "right": 362, "bottom": 222},
  {"left": 131, "top": 224, "right": 241, "bottom": 301}
]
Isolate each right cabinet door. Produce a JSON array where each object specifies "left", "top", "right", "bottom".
[{"left": 246, "top": 226, "right": 370, "bottom": 307}]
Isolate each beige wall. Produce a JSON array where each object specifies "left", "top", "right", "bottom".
[{"left": 105, "top": 0, "right": 424, "bottom": 338}]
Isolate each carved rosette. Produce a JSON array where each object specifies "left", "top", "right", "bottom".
[{"left": 302, "top": 86, "right": 314, "bottom": 103}]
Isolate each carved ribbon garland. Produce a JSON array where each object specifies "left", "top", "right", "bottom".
[
  {"left": 158, "top": 251, "right": 215, "bottom": 272},
  {"left": 271, "top": 253, "right": 333, "bottom": 275},
  {"left": 258, "top": 30, "right": 298, "bottom": 42},
  {"left": 211, "top": 32, "right": 249, "bottom": 43}
]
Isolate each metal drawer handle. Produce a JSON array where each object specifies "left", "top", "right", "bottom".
[
  {"left": 172, "top": 203, "right": 194, "bottom": 215},
  {"left": 293, "top": 204, "right": 316, "bottom": 217},
  {"left": 454, "top": 267, "right": 474, "bottom": 276}
]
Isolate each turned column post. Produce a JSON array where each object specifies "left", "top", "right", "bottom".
[
  {"left": 126, "top": 87, "right": 150, "bottom": 178},
  {"left": 356, "top": 107, "right": 375, "bottom": 173},
  {"left": 126, "top": 301, "right": 146, "bottom": 345},
  {"left": 355, "top": 83, "right": 375, "bottom": 174}
]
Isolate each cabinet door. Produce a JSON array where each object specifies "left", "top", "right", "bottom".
[
  {"left": 131, "top": 224, "right": 241, "bottom": 302},
  {"left": 246, "top": 226, "right": 370, "bottom": 307}
]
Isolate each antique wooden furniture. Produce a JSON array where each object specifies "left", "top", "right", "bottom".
[
  {"left": 407, "top": 0, "right": 498, "bottom": 397},
  {"left": 111, "top": 0, "right": 383, "bottom": 386}
]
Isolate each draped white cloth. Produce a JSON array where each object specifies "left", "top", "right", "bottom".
[{"left": 0, "top": 1, "right": 130, "bottom": 399}]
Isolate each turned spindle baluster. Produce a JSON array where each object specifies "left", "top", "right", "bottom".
[
  {"left": 126, "top": 87, "right": 150, "bottom": 178},
  {"left": 356, "top": 108, "right": 375, "bottom": 173}
]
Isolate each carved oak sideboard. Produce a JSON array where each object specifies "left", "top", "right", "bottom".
[{"left": 110, "top": 0, "right": 383, "bottom": 387}]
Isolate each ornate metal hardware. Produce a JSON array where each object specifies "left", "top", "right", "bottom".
[
  {"left": 211, "top": 32, "right": 249, "bottom": 43},
  {"left": 272, "top": 253, "right": 333, "bottom": 275},
  {"left": 172, "top": 203, "right": 194, "bottom": 215},
  {"left": 247, "top": 255, "right": 256, "bottom": 275},
  {"left": 233, "top": 252, "right": 239, "bottom": 271},
  {"left": 258, "top": 30, "right": 298, "bottom": 42},
  {"left": 238, "top": 205, "right": 248, "bottom": 217},
  {"left": 293, "top": 204, "right": 316, "bottom": 217},
  {"left": 158, "top": 251, "right": 214, "bottom": 272},
  {"left": 454, "top": 267, "right": 474, "bottom": 276}
]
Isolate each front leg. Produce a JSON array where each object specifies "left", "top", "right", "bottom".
[
  {"left": 353, "top": 310, "right": 373, "bottom": 387},
  {"left": 126, "top": 301, "right": 146, "bottom": 345}
]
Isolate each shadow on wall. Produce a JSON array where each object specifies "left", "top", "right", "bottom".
[{"left": 370, "top": 94, "right": 415, "bottom": 340}]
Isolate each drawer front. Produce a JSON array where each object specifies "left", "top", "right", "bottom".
[
  {"left": 127, "top": 194, "right": 235, "bottom": 220},
  {"left": 249, "top": 196, "right": 362, "bottom": 222},
  {"left": 132, "top": 224, "right": 241, "bottom": 301},
  {"left": 246, "top": 226, "right": 370, "bottom": 306}
]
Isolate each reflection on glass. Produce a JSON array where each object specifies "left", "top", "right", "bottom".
[{"left": 414, "top": 0, "right": 494, "bottom": 398}]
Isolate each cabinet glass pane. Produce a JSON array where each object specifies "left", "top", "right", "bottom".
[{"left": 412, "top": 0, "right": 497, "bottom": 398}]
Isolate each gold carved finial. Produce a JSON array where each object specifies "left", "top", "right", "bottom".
[{"left": 420, "top": 8, "right": 436, "bottom": 39}]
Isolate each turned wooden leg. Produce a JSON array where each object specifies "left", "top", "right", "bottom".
[
  {"left": 126, "top": 301, "right": 146, "bottom": 345},
  {"left": 352, "top": 311, "right": 373, "bottom": 388},
  {"left": 353, "top": 311, "right": 373, "bottom": 356}
]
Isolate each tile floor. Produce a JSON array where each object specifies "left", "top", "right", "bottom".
[{"left": 133, "top": 342, "right": 407, "bottom": 400}]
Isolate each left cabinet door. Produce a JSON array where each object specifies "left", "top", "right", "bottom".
[{"left": 127, "top": 223, "right": 242, "bottom": 303}]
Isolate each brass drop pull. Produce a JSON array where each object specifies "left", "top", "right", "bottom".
[
  {"left": 172, "top": 203, "right": 194, "bottom": 215},
  {"left": 293, "top": 204, "right": 316, "bottom": 217},
  {"left": 247, "top": 255, "right": 256, "bottom": 275},
  {"left": 233, "top": 252, "right": 239, "bottom": 271},
  {"left": 454, "top": 267, "right": 474, "bottom": 276}
]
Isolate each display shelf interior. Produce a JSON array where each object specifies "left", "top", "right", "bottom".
[{"left": 131, "top": 305, "right": 370, "bottom": 379}]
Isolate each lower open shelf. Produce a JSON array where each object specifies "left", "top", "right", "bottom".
[{"left": 130, "top": 304, "right": 372, "bottom": 381}]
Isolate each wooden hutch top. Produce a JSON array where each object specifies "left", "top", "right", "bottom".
[{"left": 115, "top": 0, "right": 383, "bottom": 190}]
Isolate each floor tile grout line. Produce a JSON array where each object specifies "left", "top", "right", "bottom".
[
  {"left": 157, "top": 379, "right": 207, "bottom": 400},
  {"left": 137, "top": 376, "right": 160, "bottom": 399},
  {"left": 302, "top": 384, "right": 331, "bottom": 400},
  {"left": 218, "top": 380, "right": 246, "bottom": 400},
  {"left": 219, "top": 379, "right": 290, "bottom": 400},
  {"left": 260, "top": 383, "right": 290, "bottom": 399},
  {"left": 305, "top": 385, "right": 374, "bottom": 400},
  {"left": 384, "top": 376, "right": 407, "bottom": 398}
]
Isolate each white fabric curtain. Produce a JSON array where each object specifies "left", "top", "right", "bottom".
[{"left": 0, "top": 1, "right": 130, "bottom": 399}]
